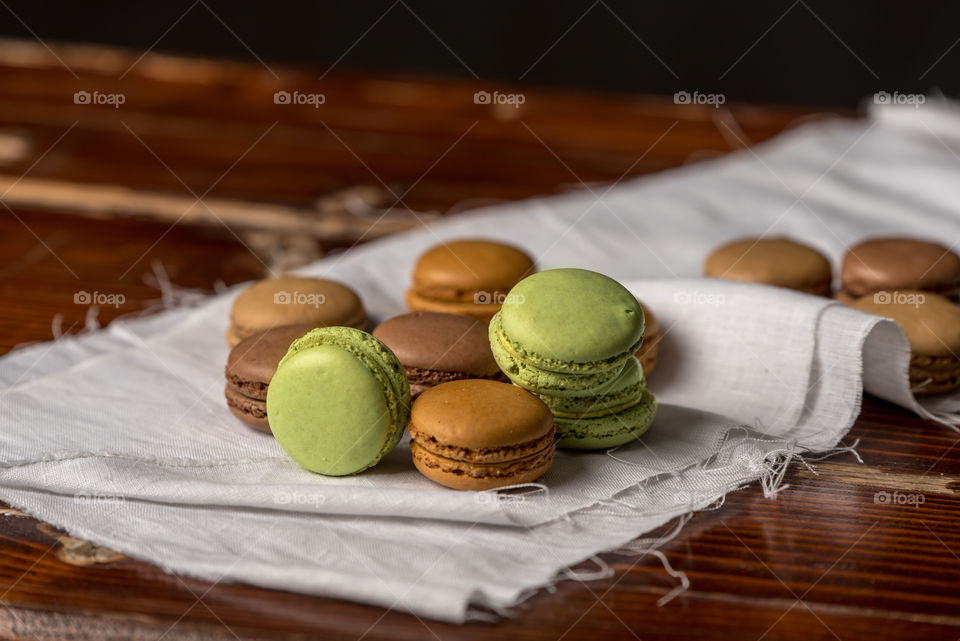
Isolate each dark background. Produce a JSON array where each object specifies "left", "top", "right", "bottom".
[{"left": 1, "top": 0, "right": 957, "bottom": 107}]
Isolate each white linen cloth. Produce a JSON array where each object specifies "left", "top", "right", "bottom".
[{"left": 1, "top": 100, "right": 959, "bottom": 622}]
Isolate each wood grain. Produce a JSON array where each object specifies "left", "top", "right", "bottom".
[{"left": 2, "top": 39, "right": 958, "bottom": 641}]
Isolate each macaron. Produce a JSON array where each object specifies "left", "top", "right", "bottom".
[
  {"left": 406, "top": 239, "right": 535, "bottom": 322},
  {"left": 372, "top": 312, "right": 506, "bottom": 397},
  {"left": 224, "top": 324, "right": 314, "bottom": 433},
  {"left": 850, "top": 291, "right": 960, "bottom": 396},
  {"left": 530, "top": 357, "right": 657, "bottom": 449},
  {"left": 228, "top": 276, "right": 367, "bottom": 346},
  {"left": 704, "top": 237, "right": 832, "bottom": 295},
  {"left": 409, "top": 379, "right": 555, "bottom": 490},
  {"left": 840, "top": 238, "right": 960, "bottom": 302},
  {"left": 635, "top": 301, "right": 660, "bottom": 376},
  {"left": 266, "top": 327, "right": 410, "bottom": 475},
  {"left": 490, "top": 268, "right": 657, "bottom": 450}
]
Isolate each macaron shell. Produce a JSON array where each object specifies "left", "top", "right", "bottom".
[
  {"left": 267, "top": 327, "right": 410, "bottom": 476},
  {"left": 490, "top": 313, "right": 626, "bottom": 389},
  {"left": 409, "top": 239, "right": 535, "bottom": 300},
  {"left": 556, "top": 388, "right": 658, "bottom": 450},
  {"left": 497, "top": 268, "right": 645, "bottom": 366},
  {"left": 373, "top": 312, "right": 501, "bottom": 376},
  {"left": 536, "top": 357, "right": 645, "bottom": 416},
  {"left": 411, "top": 439, "right": 554, "bottom": 491},
  {"left": 229, "top": 276, "right": 367, "bottom": 344},
  {"left": 842, "top": 238, "right": 960, "bottom": 298},
  {"left": 704, "top": 237, "right": 832, "bottom": 293},
  {"left": 410, "top": 379, "right": 553, "bottom": 451}
]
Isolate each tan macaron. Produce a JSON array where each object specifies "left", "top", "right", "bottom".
[
  {"left": 850, "top": 291, "right": 960, "bottom": 395},
  {"left": 406, "top": 239, "right": 535, "bottom": 322},
  {"left": 635, "top": 302, "right": 660, "bottom": 376},
  {"left": 409, "top": 379, "right": 555, "bottom": 490},
  {"left": 840, "top": 238, "right": 960, "bottom": 301},
  {"left": 227, "top": 276, "right": 366, "bottom": 346},
  {"left": 705, "top": 237, "right": 832, "bottom": 296}
]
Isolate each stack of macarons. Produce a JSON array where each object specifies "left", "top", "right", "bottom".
[{"left": 490, "top": 268, "right": 657, "bottom": 449}]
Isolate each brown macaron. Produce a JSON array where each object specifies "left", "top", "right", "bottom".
[
  {"left": 635, "top": 302, "right": 660, "bottom": 376},
  {"left": 704, "top": 237, "right": 832, "bottom": 296},
  {"left": 224, "top": 324, "right": 314, "bottom": 432},
  {"left": 850, "top": 291, "right": 960, "bottom": 396},
  {"left": 373, "top": 312, "right": 506, "bottom": 397},
  {"left": 227, "top": 276, "right": 366, "bottom": 346},
  {"left": 409, "top": 379, "right": 555, "bottom": 490},
  {"left": 406, "top": 239, "right": 535, "bottom": 323},
  {"left": 840, "top": 238, "right": 960, "bottom": 301}
]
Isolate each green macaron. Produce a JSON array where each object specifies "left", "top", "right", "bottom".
[
  {"left": 555, "top": 388, "right": 657, "bottom": 450},
  {"left": 494, "top": 268, "right": 645, "bottom": 374},
  {"left": 266, "top": 326, "right": 410, "bottom": 476},
  {"left": 535, "top": 357, "right": 646, "bottom": 415}
]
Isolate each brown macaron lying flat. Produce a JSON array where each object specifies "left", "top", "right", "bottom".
[
  {"left": 850, "top": 291, "right": 960, "bottom": 396},
  {"left": 409, "top": 379, "right": 555, "bottom": 490},
  {"left": 840, "top": 238, "right": 960, "bottom": 301},
  {"left": 225, "top": 324, "right": 314, "bottom": 432},
  {"left": 704, "top": 237, "right": 832, "bottom": 296},
  {"left": 373, "top": 311, "right": 506, "bottom": 397},
  {"left": 406, "top": 239, "right": 535, "bottom": 322},
  {"left": 227, "top": 276, "right": 367, "bottom": 346}
]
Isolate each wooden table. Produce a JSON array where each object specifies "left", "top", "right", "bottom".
[{"left": 1, "top": 40, "right": 958, "bottom": 641}]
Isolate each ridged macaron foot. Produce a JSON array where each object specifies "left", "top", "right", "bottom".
[
  {"left": 266, "top": 327, "right": 410, "bottom": 475},
  {"left": 493, "top": 268, "right": 645, "bottom": 375},
  {"left": 409, "top": 379, "right": 555, "bottom": 490},
  {"left": 555, "top": 388, "right": 658, "bottom": 450}
]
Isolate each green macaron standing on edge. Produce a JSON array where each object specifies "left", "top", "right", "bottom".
[
  {"left": 266, "top": 326, "right": 410, "bottom": 476},
  {"left": 490, "top": 268, "right": 658, "bottom": 450}
]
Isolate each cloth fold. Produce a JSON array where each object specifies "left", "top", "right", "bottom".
[{"left": 2, "top": 101, "right": 959, "bottom": 620}]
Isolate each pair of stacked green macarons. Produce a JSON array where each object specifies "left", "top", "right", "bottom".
[{"left": 489, "top": 268, "right": 657, "bottom": 449}]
